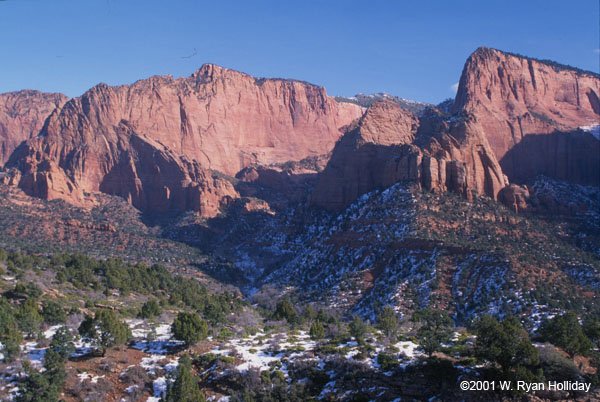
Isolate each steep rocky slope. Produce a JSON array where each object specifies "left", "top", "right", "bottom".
[
  {"left": 310, "top": 101, "right": 506, "bottom": 212},
  {"left": 0, "top": 90, "right": 68, "bottom": 166},
  {"left": 310, "top": 48, "right": 599, "bottom": 213},
  {"left": 454, "top": 47, "right": 600, "bottom": 184},
  {"left": 186, "top": 178, "right": 599, "bottom": 322},
  {"left": 4, "top": 65, "right": 362, "bottom": 215}
]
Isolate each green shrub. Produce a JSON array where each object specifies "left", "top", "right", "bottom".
[
  {"left": 171, "top": 312, "right": 208, "bottom": 346},
  {"left": 139, "top": 299, "right": 161, "bottom": 319},
  {"left": 78, "top": 309, "right": 131, "bottom": 349},
  {"left": 539, "top": 312, "right": 593, "bottom": 356},
  {"left": 377, "top": 352, "right": 399, "bottom": 371},
  {"left": 42, "top": 300, "right": 67, "bottom": 325},
  {"left": 309, "top": 321, "right": 325, "bottom": 340}
]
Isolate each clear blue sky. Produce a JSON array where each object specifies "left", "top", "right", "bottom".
[{"left": 1, "top": 0, "right": 598, "bottom": 104}]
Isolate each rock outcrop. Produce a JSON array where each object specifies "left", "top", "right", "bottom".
[
  {"left": 310, "top": 101, "right": 507, "bottom": 211},
  {"left": 312, "top": 48, "right": 600, "bottom": 213},
  {"left": 0, "top": 90, "right": 68, "bottom": 166},
  {"left": 497, "top": 184, "right": 530, "bottom": 213},
  {"left": 5, "top": 65, "right": 362, "bottom": 215},
  {"left": 454, "top": 47, "right": 600, "bottom": 185}
]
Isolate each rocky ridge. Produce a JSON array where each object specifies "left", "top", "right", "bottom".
[
  {"left": 4, "top": 65, "right": 362, "bottom": 215},
  {"left": 310, "top": 47, "right": 599, "bottom": 212},
  {"left": 0, "top": 90, "right": 68, "bottom": 165},
  {"left": 454, "top": 47, "right": 600, "bottom": 185},
  {"left": 310, "top": 101, "right": 507, "bottom": 212}
]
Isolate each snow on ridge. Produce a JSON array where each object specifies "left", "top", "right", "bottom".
[{"left": 579, "top": 123, "right": 600, "bottom": 140}]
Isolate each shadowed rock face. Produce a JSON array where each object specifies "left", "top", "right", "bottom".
[
  {"left": 310, "top": 48, "right": 599, "bottom": 213},
  {"left": 0, "top": 90, "right": 68, "bottom": 166},
  {"left": 4, "top": 64, "right": 362, "bottom": 215},
  {"left": 310, "top": 101, "right": 507, "bottom": 212},
  {"left": 454, "top": 47, "right": 600, "bottom": 185},
  {"left": 3, "top": 49, "right": 598, "bottom": 216}
]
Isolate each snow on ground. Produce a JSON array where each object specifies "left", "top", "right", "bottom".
[
  {"left": 129, "top": 321, "right": 184, "bottom": 354},
  {"left": 77, "top": 372, "right": 105, "bottom": 383},
  {"left": 43, "top": 325, "right": 62, "bottom": 339},
  {"left": 71, "top": 337, "right": 93, "bottom": 358},
  {"left": 21, "top": 341, "right": 46, "bottom": 368},
  {"left": 393, "top": 341, "right": 420, "bottom": 359},
  {"left": 144, "top": 357, "right": 179, "bottom": 401},
  {"left": 209, "top": 331, "right": 318, "bottom": 373}
]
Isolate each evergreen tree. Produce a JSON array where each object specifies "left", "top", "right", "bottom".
[
  {"left": 78, "top": 309, "right": 131, "bottom": 350},
  {"left": 309, "top": 321, "right": 325, "bottom": 340},
  {"left": 413, "top": 308, "right": 453, "bottom": 357},
  {"left": 16, "top": 297, "right": 42, "bottom": 338},
  {"left": 475, "top": 315, "right": 540, "bottom": 381},
  {"left": 171, "top": 312, "right": 208, "bottom": 346},
  {"left": 48, "top": 326, "right": 75, "bottom": 361},
  {"left": 16, "top": 329, "right": 71, "bottom": 402},
  {"left": 349, "top": 315, "right": 367, "bottom": 343},
  {"left": 165, "top": 354, "right": 205, "bottom": 402},
  {"left": 1, "top": 325, "right": 22, "bottom": 362},
  {"left": 377, "top": 306, "right": 398, "bottom": 339},
  {"left": 273, "top": 299, "right": 298, "bottom": 324},
  {"left": 0, "top": 297, "right": 21, "bottom": 362},
  {"left": 539, "top": 312, "right": 593, "bottom": 356},
  {"left": 41, "top": 300, "right": 66, "bottom": 325},
  {"left": 15, "top": 370, "right": 60, "bottom": 402},
  {"left": 316, "top": 308, "right": 331, "bottom": 323},
  {"left": 139, "top": 299, "right": 162, "bottom": 319},
  {"left": 583, "top": 316, "right": 600, "bottom": 348},
  {"left": 303, "top": 304, "right": 316, "bottom": 321}
]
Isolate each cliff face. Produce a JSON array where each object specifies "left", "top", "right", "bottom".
[
  {"left": 311, "top": 48, "right": 599, "bottom": 213},
  {"left": 0, "top": 90, "right": 68, "bottom": 166},
  {"left": 453, "top": 47, "right": 600, "bottom": 184},
  {"left": 4, "top": 49, "right": 597, "bottom": 216},
  {"left": 310, "top": 101, "right": 507, "bottom": 212},
  {"left": 6, "top": 65, "right": 362, "bottom": 215}
]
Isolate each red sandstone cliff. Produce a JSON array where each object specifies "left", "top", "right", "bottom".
[
  {"left": 454, "top": 47, "right": 600, "bottom": 184},
  {"left": 311, "top": 48, "right": 599, "bottom": 213},
  {"left": 5, "top": 65, "right": 361, "bottom": 216},
  {"left": 0, "top": 90, "right": 68, "bottom": 166},
  {"left": 310, "top": 101, "right": 507, "bottom": 211}
]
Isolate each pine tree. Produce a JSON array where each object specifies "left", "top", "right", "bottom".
[
  {"left": 49, "top": 326, "right": 75, "bottom": 361},
  {"left": 171, "top": 312, "right": 208, "bottom": 346},
  {"left": 349, "top": 315, "right": 367, "bottom": 343},
  {"left": 165, "top": 354, "right": 205, "bottom": 402},
  {"left": 139, "top": 299, "right": 162, "bottom": 319},
  {"left": 377, "top": 306, "right": 398, "bottom": 339},
  {"left": 273, "top": 299, "right": 298, "bottom": 324},
  {"left": 78, "top": 309, "right": 131, "bottom": 351},
  {"left": 475, "top": 315, "right": 540, "bottom": 380},
  {"left": 41, "top": 300, "right": 66, "bottom": 325},
  {"left": 16, "top": 297, "right": 42, "bottom": 338},
  {"left": 303, "top": 304, "right": 316, "bottom": 321},
  {"left": 539, "top": 312, "right": 593, "bottom": 356},
  {"left": 413, "top": 308, "right": 453, "bottom": 357},
  {"left": 309, "top": 321, "right": 325, "bottom": 340}
]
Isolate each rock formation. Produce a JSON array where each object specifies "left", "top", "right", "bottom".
[
  {"left": 3, "top": 49, "right": 597, "bottom": 217},
  {"left": 0, "top": 90, "right": 68, "bottom": 166},
  {"left": 310, "top": 101, "right": 507, "bottom": 211},
  {"left": 454, "top": 47, "right": 600, "bottom": 185},
  {"left": 5, "top": 65, "right": 361, "bottom": 216},
  {"left": 311, "top": 48, "right": 599, "bottom": 213}
]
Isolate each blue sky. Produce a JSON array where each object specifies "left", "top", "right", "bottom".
[{"left": 1, "top": 0, "right": 598, "bottom": 104}]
